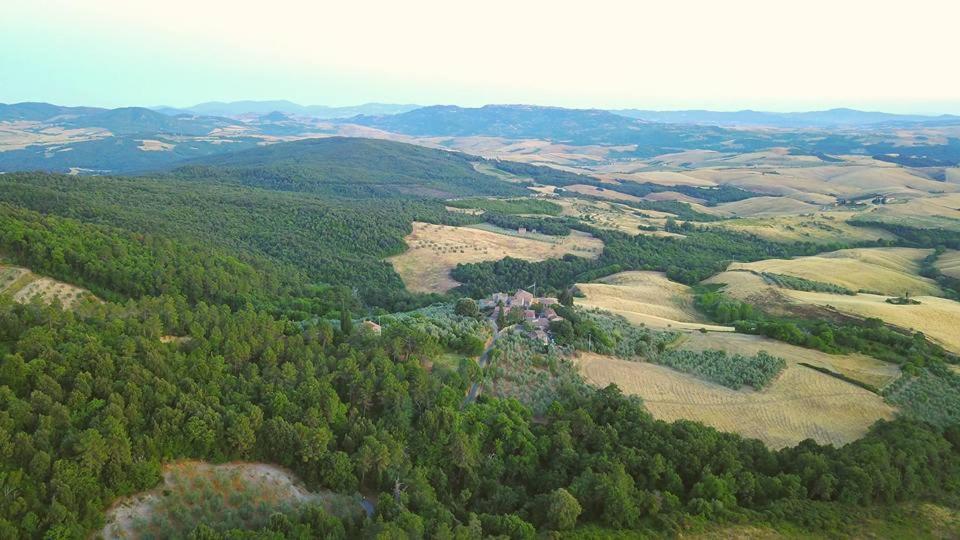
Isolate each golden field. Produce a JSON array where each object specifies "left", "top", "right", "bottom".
[
  {"left": 575, "top": 271, "right": 733, "bottom": 331},
  {"left": 728, "top": 247, "right": 940, "bottom": 296},
  {"left": 388, "top": 222, "right": 603, "bottom": 293},
  {"left": 712, "top": 211, "right": 899, "bottom": 244},
  {"left": 577, "top": 347, "right": 896, "bottom": 449},
  {"left": 784, "top": 291, "right": 960, "bottom": 355}
]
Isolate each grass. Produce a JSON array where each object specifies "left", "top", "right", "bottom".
[{"left": 388, "top": 221, "right": 603, "bottom": 293}]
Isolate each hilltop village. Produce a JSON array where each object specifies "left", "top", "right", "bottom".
[{"left": 480, "top": 288, "right": 566, "bottom": 342}]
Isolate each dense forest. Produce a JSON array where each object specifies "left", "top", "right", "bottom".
[
  {"left": 1, "top": 297, "right": 959, "bottom": 538},
  {"left": 165, "top": 138, "right": 528, "bottom": 200},
  {"left": 0, "top": 172, "right": 481, "bottom": 314}
]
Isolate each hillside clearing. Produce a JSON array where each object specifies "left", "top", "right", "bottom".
[
  {"left": 0, "top": 264, "right": 93, "bottom": 308},
  {"left": 388, "top": 221, "right": 603, "bottom": 293},
  {"left": 577, "top": 350, "right": 896, "bottom": 449},
  {"left": 102, "top": 461, "right": 360, "bottom": 539},
  {"left": 575, "top": 271, "right": 733, "bottom": 331}
]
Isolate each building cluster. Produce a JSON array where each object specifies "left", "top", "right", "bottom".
[{"left": 480, "top": 289, "right": 565, "bottom": 342}]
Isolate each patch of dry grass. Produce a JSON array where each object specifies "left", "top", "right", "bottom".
[
  {"left": 388, "top": 222, "right": 603, "bottom": 293},
  {"left": 575, "top": 271, "right": 733, "bottom": 331}
]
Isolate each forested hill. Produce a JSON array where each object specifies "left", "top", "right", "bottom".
[{"left": 164, "top": 137, "right": 527, "bottom": 198}]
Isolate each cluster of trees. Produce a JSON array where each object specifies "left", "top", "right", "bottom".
[
  {"left": 381, "top": 303, "right": 491, "bottom": 358},
  {"left": 694, "top": 287, "right": 958, "bottom": 371},
  {"left": 920, "top": 247, "right": 960, "bottom": 300},
  {"left": 760, "top": 272, "right": 856, "bottom": 295},
  {"left": 480, "top": 213, "right": 573, "bottom": 236},
  {"left": 453, "top": 225, "right": 843, "bottom": 298},
  {"left": 657, "top": 349, "right": 786, "bottom": 390},
  {"left": 549, "top": 307, "right": 784, "bottom": 390},
  {"left": 445, "top": 198, "right": 562, "bottom": 216}
]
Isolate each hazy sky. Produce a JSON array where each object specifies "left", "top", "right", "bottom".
[{"left": 3, "top": 0, "right": 959, "bottom": 113}]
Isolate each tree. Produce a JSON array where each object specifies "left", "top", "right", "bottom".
[
  {"left": 454, "top": 298, "right": 479, "bottom": 318},
  {"left": 340, "top": 301, "right": 353, "bottom": 336},
  {"left": 559, "top": 288, "right": 574, "bottom": 307},
  {"left": 540, "top": 488, "right": 582, "bottom": 531}
]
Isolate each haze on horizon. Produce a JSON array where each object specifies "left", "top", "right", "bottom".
[{"left": 3, "top": 0, "right": 959, "bottom": 114}]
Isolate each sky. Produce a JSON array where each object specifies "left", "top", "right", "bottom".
[{"left": 3, "top": 0, "right": 959, "bottom": 114}]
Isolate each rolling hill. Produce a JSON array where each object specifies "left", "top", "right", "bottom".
[{"left": 166, "top": 136, "right": 527, "bottom": 198}]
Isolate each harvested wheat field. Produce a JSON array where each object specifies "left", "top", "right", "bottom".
[
  {"left": 575, "top": 271, "right": 733, "bottom": 331},
  {"left": 729, "top": 247, "right": 940, "bottom": 296},
  {"left": 937, "top": 250, "right": 960, "bottom": 279},
  {"left": 783, "top": 291, "right": 960, "bottom": 355},
  {"left": 710, "top": 196, "right": 821, "bottom": 218},
  {"left": 0, "top": 264, "right": 93, "bottom": 308},
  {"left": 577, "top": 350, "right": 896, "bottom": 449},
  {"left": 389, "top": 222, "right": 603, "bottom": 293},
  {"left": 102, "top": 461, "right": 361, "bottom": 539}
]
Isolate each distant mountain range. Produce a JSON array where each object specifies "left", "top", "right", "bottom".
[
  {"left": 611, "top": 108, "right": 960, "bottom": 127},
  {"left": 2, "top": 101, "right": 960, "bottom": 174},
  {"left": 153, "top": 100, "right": 421, "bottom": 119}
]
